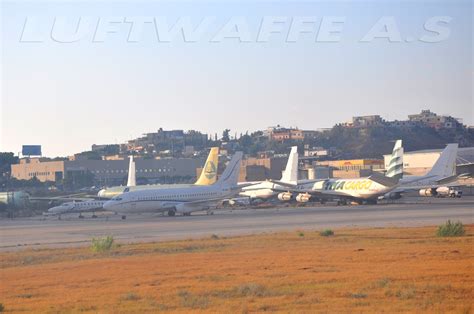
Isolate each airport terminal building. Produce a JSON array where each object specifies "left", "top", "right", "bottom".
[{"left": 11, "top": 157, "right": 205, "bottom": 186}]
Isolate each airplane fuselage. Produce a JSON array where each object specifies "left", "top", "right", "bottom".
[
  {"left": 103, "top": 185, "right": 235, "bottom": 214},
  {"left": 299, "top": 178, "right": 394, "bottom": 200}
]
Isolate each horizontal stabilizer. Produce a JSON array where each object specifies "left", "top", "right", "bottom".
[{"left": 369, "top": 173, "right": 399, "bottom": 187}]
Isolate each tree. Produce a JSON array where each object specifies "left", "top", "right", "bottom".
[
  {"left": 222, "top": 129, "right": 231, "bottom": 142},
  {"left": 0, "top": 152, "right": 19, "bottom": 175}
]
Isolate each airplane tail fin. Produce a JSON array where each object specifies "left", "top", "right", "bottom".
[
  {"left": 126, "top": 156, "right": 136, "bottom": 187},
  {"left": 386, "top": 139, "right": 403, "bottom": 180},
  {"left": 216, "top": 152, "right": 243, "bottom": 187},
  {"left": 280, "top": 146, "right": 298, "bottom": 184},
  {"left": 426, "top": 143, "right": 458, "bottom": 178},
  {"left": 195, "top": 147, "right": 219, "bottom": 185}
]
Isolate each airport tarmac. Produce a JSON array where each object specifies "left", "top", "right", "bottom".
[{"left": 0, "top": 197, "right": 473, "bottom": 251}]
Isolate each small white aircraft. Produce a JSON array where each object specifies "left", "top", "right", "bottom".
[{"left": 44, "top": 200, "right": 106, "bottom": 219}]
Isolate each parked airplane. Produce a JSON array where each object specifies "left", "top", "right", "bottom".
[
  {"left": 383, "top": 143, "right": 461, "bottom": 199},
  {"left": 44, "top": 200, "right": 106, "bottom": 219},
  {"left": 239, "top": 146, "right": 298, "bottom": 200},
  {"left": 97, "top": 147, "right": 219, "bottom": 199},
  {"left": 271, "top": 140, "right": 403, "bottom": 205},
  {"left": 103, "top": 152, "right": 243, "bottom": 218}
]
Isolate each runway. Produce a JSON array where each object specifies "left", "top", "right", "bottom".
[{"left": 1, "top": 197, "right": 473, "bottom": 251}]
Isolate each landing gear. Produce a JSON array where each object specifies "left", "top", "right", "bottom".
[
  {"left": 121, "top": 215, "right": 127, "bottom": 220},
  {"left": 320, "top": 199, "right": 326, "bottom": 205},
  {"left": 182, "top": 212, "right": 191, "bottom": 216},
  {"left": 92, "top": 213, "right": 98, "bottom": 218},
  {"left": 168, "top": 210, "right": 176, "bottom": 217},
  {"left": 207, "top": 210, "right": 214, "bottom": 215},
  {"left": 78, "top": 214, "right": 84, "bottom": 219},
  {"left": 337, "top": 200, "right": 348, "bottom": 206}
]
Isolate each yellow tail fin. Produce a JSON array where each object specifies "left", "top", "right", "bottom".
[{"left": 195, "top": 147, "right": 219, "bottom": 185}]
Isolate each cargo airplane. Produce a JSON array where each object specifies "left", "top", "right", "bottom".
[
  {"left": 103, "top": 152, "right": 243, "bottom": 218},
  {"left": 271, "top": 140, "right": 403, "bottom": 205}
]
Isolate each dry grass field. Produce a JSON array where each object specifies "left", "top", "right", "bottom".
[{"left": 1, "top": 225, "right": 473, "bottom": 313}]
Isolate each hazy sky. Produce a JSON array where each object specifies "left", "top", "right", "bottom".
[{"left": 1, "top": 0, "right": 472, "bottom": 157}]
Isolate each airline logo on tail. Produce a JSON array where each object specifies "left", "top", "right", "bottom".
[
  {"left": 386, "top": 140, "right": 403, "bottom": 180},
  {"left": 204, "top": 161, "right": 217, "bottom": 179},
  {"left": 195, "top": 147, "right": 219, "bottom": 185}
]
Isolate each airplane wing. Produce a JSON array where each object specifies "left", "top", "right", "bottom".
[
  {"left": 270, "top": 184, "right": 351, "bottom": 198},
  {"left": 174, "top": 198, "right": 225, "bottom": 213}
]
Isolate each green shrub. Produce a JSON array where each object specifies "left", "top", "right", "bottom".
[
  {"left": 436, "top": 220, "right": 465, "bottom": 237},
  {"left": 0, "top": 303, "right": 4, "bottom": 312},
  {"left": 320, "top": 229, "right": 334, "bottom": 237},
  {"left": 234, "top": 283, "right": 269, "bottom": 297},
  {"left": 349, "top": 292, "right": 368, "bottom": 299},
  {"left": 121, "top": 292, "right": 140, "bottom": 301},
  {"left": 91, "top": 235, "right": 115, "bottom": 252},
  {"left": 178, "top": 290, "right": 209, "bottom": 309},
  {"left": 298, "top": 231, "right": 305, "bottom": 237},
  {"left": 210, "top": 234, "right": 219, "bottom": 239}
]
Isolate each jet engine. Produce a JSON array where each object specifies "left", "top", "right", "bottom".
[
  {"left": 277, "top": 192, "right": 292, "bottom": 201},
  {"left": 419, "top": 188, "right": 436, "bottom": 197},
  {"left": 382, "top": 192, "right": 402, "bottom": 200},
  {"left": 295, "top": 193, "right": 311, "bottom": 203}
]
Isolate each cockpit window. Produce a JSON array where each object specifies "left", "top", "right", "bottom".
[{"left": 123, "top": 187, "right": 130, "bottom": 193}]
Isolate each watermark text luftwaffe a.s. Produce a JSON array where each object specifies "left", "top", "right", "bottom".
[{"left": 20, "top": 16, "right": 452, "bottom": 44}]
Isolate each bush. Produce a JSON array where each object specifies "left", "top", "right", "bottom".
[
  {"left": 436, "top": 220, "right": 465, "bottom": 237},
  {"left": 178, "top": 290, "right": 209, "bottom": 309},
  {"left": 0, "top": 303, "right": 4, "bottom": 312},
  {"left": 234, "top": 283, "right": 268, "bottom": 297},
  {"left": 298, "top": 231, "right": 305, "bottom": 237},
  {"left": 121, "top": 292, "right": 140, "bottom": 301},
  {"left": 320, "top": 229, "right": 334, "bottom": 237},
  {"left": 210, "top": 234, "right": 219, "bottom": 239},
  {"left": 91, "top": 235, "right": 115, "bottom": 252}
]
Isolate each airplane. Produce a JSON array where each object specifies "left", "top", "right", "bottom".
[
  {"left": 382, "top": 143, "right": 462, "bottom": 199},
  {"left": 239, "top": 146, "right": 298, "bottom": 200},
  {"left": 103, "top": 152, "right": 243, "bottom": 218},
  {"left": 270, "top": 140, "right": 403, "bottom": 205},
  {"left": 43, "top": 200, "right": 107, "bottom": 219},
  {"left": 97, "top": 147, "right": 219, "bottom": 199}
]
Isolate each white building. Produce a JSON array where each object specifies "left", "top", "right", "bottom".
[{"left": 383, "top": 147, "right": 474, "bottom": 176}]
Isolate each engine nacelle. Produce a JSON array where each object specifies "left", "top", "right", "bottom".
[
  {"left": 278, "top": 192, "right": 292, "bottom": 201},
  {"left": 435, "top": 186, "right": 450, "bottom": 196},
  {"left": 419, "top": 188, "right": 436, "bottom": 197},
  {"left": 383, "top": 192, "right": 402, "bottom": 200},
  {"left": 295, "top": 193, "right": 311, "bottom": 203}
]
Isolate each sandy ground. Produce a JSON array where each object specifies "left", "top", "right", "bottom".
[{"left": 0, "top": 224, "right": 473, "bottom": 313}]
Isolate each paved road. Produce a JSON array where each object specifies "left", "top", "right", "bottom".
[{"left": 1, "top": 198, "right": 473, "bottom": 251}]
